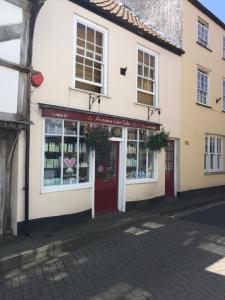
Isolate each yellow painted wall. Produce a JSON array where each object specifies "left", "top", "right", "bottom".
[
  {"left": 180, "top": 0, "right": 225, "bottom": 191},
  {"left": 28, "top": 0, "right": 181, "bottom": 220}
]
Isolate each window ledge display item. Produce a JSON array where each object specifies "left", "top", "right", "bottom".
[
  {"left": 85, "top": 125, "right": 112, "bottom": 150},
  {"left": 148, "top": 129, "right": 170, "bottom": 151}
]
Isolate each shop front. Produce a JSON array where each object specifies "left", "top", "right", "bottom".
[{"left": 40, "top": 103, "right": 160, "bottom": 218}]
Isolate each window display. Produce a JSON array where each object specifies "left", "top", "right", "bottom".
[
  {"left": 44, "top": 119, "right": 90, "bottom": 188},
  {"left": 126, "top": 128, "right": 155, "bottom": 180}
]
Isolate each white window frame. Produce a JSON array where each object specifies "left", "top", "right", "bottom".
[
  {"left": 197, "top": 69, "right": 209, "bottom": 105},
  {"left": 42, "top": 118, "right": 92, "bottom": 193},
  {"left": 73, "top": 15, "right": 108, "bottom": 95},
  {"left": 136, "top": 45, "right": 159, "bottom": 108},
  {"left": 198, "top": 18, "right": 209, "bottom": 47},
  {"left": 205, "top": 135, "right": 224, "bottom": 173},
  {"left": 126, "top": 128, "right": 158, "bottom": 184}
]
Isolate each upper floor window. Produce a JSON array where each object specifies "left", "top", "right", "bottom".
[
  {"left": 205, "top": 135, "right": 223, "bottom": 173},
  {"left": 223, "top": 80, "right": 225, "bottom": 111},
  {"left": 198, "top": 18, "right": 209, "bottom": 47},
  {"left": 137, "top": 47, "right": 158, "bottom": 107},
  {"left": 223, "top": 36, "right": 225, "bottom": 59},
  {"left": 74, "top": 16, "right": 108, "bottom": 94},
  {"left": 197, "top": 69, "right": 209, "bottom": 105}
]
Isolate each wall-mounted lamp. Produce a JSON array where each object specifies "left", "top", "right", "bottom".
[
  {"left": 120, "top": 67, "right": 127, "bottom": 76},
  {"left": 216, "top": 97, "right": 222, "bottom": 104}
]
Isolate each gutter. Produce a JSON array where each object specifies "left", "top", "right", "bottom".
[{"left": 24, "top": 0, "right": 45, "bottom": 234}]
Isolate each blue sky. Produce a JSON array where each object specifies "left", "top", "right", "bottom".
[{"left": 198, "top": 0, "right": 225, "bottom": 22}]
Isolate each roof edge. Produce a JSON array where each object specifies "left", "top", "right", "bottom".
[
  {"left": 70, "top": 0, "right": 185, "bottom": 56},
  {"left": 187, "top": 0, "right": 225, "bottom": 30}
]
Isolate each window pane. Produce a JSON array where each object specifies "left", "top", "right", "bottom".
[
  {"left": 128, "top": 129, "right": 137, "bottom": 140},
  {"left": 143, "top": 79, "right": 153, "bottom": 92},
  {"left": 76, "top": 63, "right": 84, "bottom": 79},
  {"left": 137, "top": 91, "right": 154, "bottom": 106},
  {"left": 85, "top": 66, "right": 93, "bottom": 81},
  {"left": 87, "top": 27, "right": 94, "bottom": 43},
  {"left": 138, "top": 50, "right": 143, "bottom": 63},
  {"left": 77, "top": 23, "right": 85, "bottom": 39},
  {"left": 79, "top": 137, "right": 89, "bottom": 183},
  {"left": 111, "top": 127, "right": 122, "bottom": 138},
  {"left": 77, "top": 38, "right": 85, "bottom": 48},
  {"left": 96, "top": 31, "right": 103, "bottom": 46},
  {"left": 45, "top": 119, "right": 62, "bottom": 135},
  {"left": 138, "top": 142, "right": 147, "bottom": 179},
  {"left": 44, "top": 136, "right": 62, "bottom": 186},
  {"left": 137, "top": 77, "right": 142, "bottom": 89},
  {"left": 94, "top": 69, "right": 101, "bottom": 83},
  {"left": 150, "top": 56, "right": 155, "bottom": 67},
  {"left": 148, "top": 151, "right": 154, "bottom": 178},
  {"left": 139, "top": 130, "right": 147, "bottom": 141},
  {"left": 144, "top": 53, "right": 149, "bottom": 65},
  {"left": 75, "top": 81, "right": 101, "bottom": 93},
  {"left": 126, "top": 141, "right": 137, "bottom": 179},
  {"left": 63, "top": 136, "right": 77, "bottom": 185},
  {"left": 64, "top": 121, "right": 77, "bottom": 136}
]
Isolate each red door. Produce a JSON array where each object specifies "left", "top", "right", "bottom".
[
  {"left": 95, "top": 142, "right": 119, "bottom": 215},
  {"left": 165, "top": 140, "right": 175, "bottom": 198}
]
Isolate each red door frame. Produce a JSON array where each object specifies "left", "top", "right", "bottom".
[
  {"left": 94, "top": 141, "right": 119, "bottom": 215},
  {"left": 165, "top": 140, "right": 175, "bottom": 198}
]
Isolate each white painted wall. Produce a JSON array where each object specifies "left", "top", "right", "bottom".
[
  {"left": 0, "top": 66, "right": 18, "bottom": 113},
  {"left": 0, "top": 0, "right": 22, "bottom": 26}
]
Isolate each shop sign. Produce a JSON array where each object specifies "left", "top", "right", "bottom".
[{"left": 41, "top": 108, "right": 160, "bottom": 131}]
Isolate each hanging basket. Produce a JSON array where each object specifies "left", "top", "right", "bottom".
[
  {"left": 85, "top": 125, "right": 111, "bottom": 150},
  {"left": 147, "top": 129, "right": 170, "bottom": 151}
]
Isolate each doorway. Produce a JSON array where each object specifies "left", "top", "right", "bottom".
[
  {"left": 165, "top": 140, "right": 175, "bottom": 198},
  {"left": 95, "top": 141, "right": 119, "bottom": 215}
]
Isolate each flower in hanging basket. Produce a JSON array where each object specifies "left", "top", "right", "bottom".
[
  {"left": 85, "top": 125, "right": 111, "bottom": 150},
  {"left": 147, "top": 129, "right": 170, "bottom": 151}
]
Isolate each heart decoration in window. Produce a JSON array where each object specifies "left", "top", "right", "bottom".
[{"left": 64, "top": 158, "right": 76, "bottom": 168}]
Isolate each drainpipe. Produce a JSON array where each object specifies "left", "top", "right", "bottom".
[{"left": 24, "top": 0, "right": 45, "bottom": 235}]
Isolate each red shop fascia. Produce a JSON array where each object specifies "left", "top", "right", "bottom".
[{"left": 39, "top": 103, "right": 161, "bottom": 131}]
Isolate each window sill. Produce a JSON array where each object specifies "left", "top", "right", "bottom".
[
  {"left": 134, "top": 102, "right": 159, "bottom": 109},
  {"left": 196, "top": 102, "right": 212, "bottom": 109},
  {"left": 196, "top": 41, "right": 212, "bottom": 52},
  {"left": 204, "top": 171, "right": 225, "bottom": 176},
  {"left": 41, "top": 183, "right": 92, "bottom": 194},
  {"left": 69, "top": 87, "right": 111, "bottom": 99},
  {"left": 126, "top": 178, "right": 158, "bottom": 185}
]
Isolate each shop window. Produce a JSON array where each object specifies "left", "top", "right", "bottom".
[
  {"left": 43, "top": 119, "right": 90, "bottom": 189},
  {"left": 137, "top": 47, "right": 158, "bottom": 107},
  {"left": 74, "top": 16, "right": 108, "bottom": 95},
  {"left": 126, "top": 129, "right": 155, "bottom": 181},
  {"left": 205, "top": 135, "right": 223, "bottom": 172},
  {"left": 197, "top": 69, "right": 209, "bottom": 105},
  {"left": 198, "top": 18, "right": 209, "bottom": 47}
]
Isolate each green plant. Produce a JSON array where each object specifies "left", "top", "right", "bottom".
[
  {"left": 147, "top": 130, "right": 169, "bottom": 151},
  {"left": 85, "top": 125, "right": 111, "bottom": 150}
]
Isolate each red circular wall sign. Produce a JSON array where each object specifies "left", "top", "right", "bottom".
[{"left": 31, "top": 72, "right": 44, "bottom": 87}]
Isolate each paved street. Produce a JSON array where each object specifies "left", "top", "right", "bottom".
[
  {"left": 179, "top": 201, "right": 225, "bottom": 228},
  {"left": 1, "top": 211, "right": 225, "bottom": 300}
]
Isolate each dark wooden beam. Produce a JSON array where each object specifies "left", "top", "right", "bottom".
[
  {"left": 0, "top": 58, "right": 30, "bottom": 73},
  {"left": 0, "top": 24, "right": 22, "bottom": 42}
]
